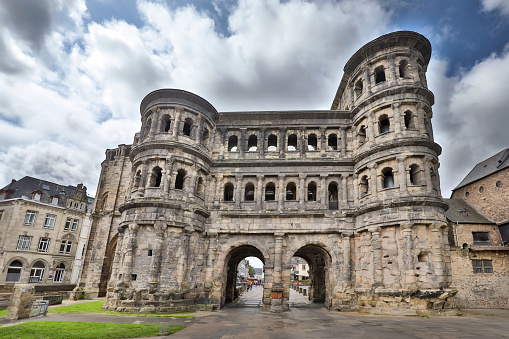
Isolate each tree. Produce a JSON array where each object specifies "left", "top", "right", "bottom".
[{"left": 248, "top": 265, "right": 255, "bottom": 277}]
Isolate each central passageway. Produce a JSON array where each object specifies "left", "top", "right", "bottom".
[{"left": 226, "top": 284, "right": 320, "bottom": 309}]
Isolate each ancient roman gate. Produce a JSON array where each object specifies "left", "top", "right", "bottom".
[{"left": 81, "top": 31, "right": 456, "bottom": 314}]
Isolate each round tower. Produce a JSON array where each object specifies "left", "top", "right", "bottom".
[
  {"left": 332, "top": 31, "right": 453, "bottom": 313},
  {"left": 103, "top": 89, "right": 217, "bottom": 311}
]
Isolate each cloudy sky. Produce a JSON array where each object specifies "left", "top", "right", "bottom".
[{"left": 0, "top": 0, "right": 508, "bottom": 197}]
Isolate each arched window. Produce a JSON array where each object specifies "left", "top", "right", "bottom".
[
  {"left": 54, "top": 263, "right": 65, "bottom": 283},
  {"left": 399, "top": 60, "right": 409, "bottom": 78},
  {"left": 328, "top": 182, "right": 338, "bottom": 210},
  {"left": 288, "top": 134, "right": 297, "bottom": 151},
  {"left": 354, "top": 79, "right": 363, "bottom": 98},
  {"left": 175, "top": 169, "right": 186, "bottom": 190},
  {"left": 6, "top": 260, "right": 23, "bottom": 282},
  {"left": 196, "top": 177, "right": 204, "bottom": 196},
  {"left": 382, "top": 168, "right": 394, "bottom": 188},
  {"left": 248, "top": 135, "right": 257, "bottom": 151},
  {"left": 149, "top": 166, "right": 162, "bottom": 187},
  {"left": 265, "top": 183, "right": 276, "bottom": 201},
  {"left": 245, "top": 183, "right": 255, "bottom": 201},
  {"left": 379, "top": 115, "right": 390, "bottom": 134},
  {"left": 97, "top": 193, "right": 108, "bottom": 211},
  {"left": 375, "top": 65, "right": 386, "bottom": 84},
  {"left": 307, "top": 182, "right": 317, "bottom": 201},
  {"left": 224, "top": 183, "right": 234, "bottom": 201},
  {"left": 360, "top": 175, "right": 369, "bottom": 196},
  {"left": 267, "top": 135, "right": 277, "bottom": 151},
  {"left": 29, "top": 261, "right": 45, "bottom": 283},
  {"left": 404, "top": 111, "right": 414, "bottom": 129},
  {"left": 358, "top": 126, "right": 366, "bottom": 144},
  {"left": 202, "top": 128, "right": 210, "bottom": 145},
  {"left": 161, "top": 114, "right": 171, "bottom": 133},
  {"left": 286, "top": 182, "right": 296, "bottom": 200},
  {"left": 409, "top": 164, "right": 421, "bottom": 186},
  {"left": 183, "top": 118, "right": 193, "bottom": 136},
  {"left": 308, "top": 134, "right": 317, "bottom": 151},
  {"left": 328, "top": 134, "right": 338, "bottom": 150},
  {"left": 228, "top": 135, "right": 238, "bottom": 152}
]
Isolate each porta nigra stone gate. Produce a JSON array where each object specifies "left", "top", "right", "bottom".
[{"left": 81, "top": 31, "right": 457, "bottom": 315}]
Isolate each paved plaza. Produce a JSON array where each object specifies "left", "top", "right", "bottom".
[{"left": 1, "top": 289, "right": 509, "bottom": 338}]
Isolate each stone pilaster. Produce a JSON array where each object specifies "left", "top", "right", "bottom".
[
  {"left": 393, "top": 102, "right": 402, "bottom": 138},
  {"left": 397, "top": 155, "right": 407, "bottom": 194},
  {"left": 278, "top": 174, "right": 285, "bottom": 211},
  {"left": 279, "top": 127, "right": 286, "bottom": 158},
  {"left": 235, "top": 175, "right": 242, "bottom": 208},
  {"left": 320, "top": 175, "right": 327, "bottom": 209},
  {"left": 149, "top": 219, "right": 167, "bottom": 283},
  {"left": 368, "top": 226, "right": 382, "bottom": 287},
  {"left": 299, "top": 174, "right": 306, "bottom": 210},
  {"left": 400, "top": 223, "right": 415, "bottom": 286},
  {"left": 340, "top": 127, "right": 347, "bottom": 156},
  {"left": 256, "top": 175, "right": 263, "bottom": 210},
  {"left": 341, "top": 175, "right": 348, "bottom": 208}
]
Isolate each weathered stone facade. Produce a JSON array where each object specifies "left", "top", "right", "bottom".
[{"left": 82, "top": 31, "right": 457, "bottom": 315}]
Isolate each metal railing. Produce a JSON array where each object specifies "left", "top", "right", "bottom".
[{"left": 30, "top": 300, "right": 49, "bottom": 317}]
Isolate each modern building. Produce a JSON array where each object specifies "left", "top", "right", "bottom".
[
  {"left": 447, "top": 149, "right": 509, "bottom": 309},
  {"left": 0, "top": 176, "right": 92, "bottom": 286},
  {"left": 82, "top": 31, "right": 455, "bottom": 315},
  {"left": 291, "top": 257, "right": 309, "bottom": 281}
]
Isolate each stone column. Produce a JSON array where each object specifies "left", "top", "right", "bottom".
[
  {"left": 256, "top": 175, "right": 263, "bottom": 210},
  {"left": 300, "top": 128, "right": 306, "bottom": 155},
  {"left": 364, "top": 66, "right": 372, "bottom": 95},
  {"left": 369, "top": 163, "right": 378, "bottom": 198},
  {"left": 389, "top": 53, "right": 397, "bottom": 86},
  {"left": 239, "top": 128, "right": 246, "bottom": 159},
  {"left": 271, "top": 233, "right": 286, "bottom": 312},
  {"left": 136, "top": 160, "right": 149, "bottom": 197},
  {"left": 368, "top": 226, "right": 383, "bottom": 287},
  {"left": 431, "top": 223, "right": 446, "bottom": 288},
  {"left": 195, "top": 115, "right": 202, "bottom": 142},
  {"left": 299, "top": 174, "right": 306, "bottom": 210},
  {"left": 148, "top": 110, "right": 160, "bottom": 139},
  {"left": 279, "top": 127, "right": 286, "bottom": 158},
  {"left": 215, "top": 174, "right": 223, "bottom": 203},
  {"left": 367, "top": 113, "right": 375, "bottom": 143},
  {"left": 410, "top": 58, "right": 420, "bottom": 85},
  {"left": 171, "top": 109, "right": 182, "bottom": 137},
  {"left": 259, "top": 128, "right": 266, "bottom": 157},
  {"left": 397, "top": 155, "right": 407, "bottom": 195},
  {"left": 219, "top": 128, "right": 226, "bottom": 160},
  {"left": 341, "top": 175, "right": 348, "bottom": 208},
  {"left": 278, "top": 174, "right": 285, "bottom": 211},
  {"left": 352, "top": 174, "right": 359, "bottom": 203},
  {"left": 121, "top": 223, "right": 138, "bottom": 284},
  {"left": 320, "top": 127, "right": 326, "bottom": 156},
  {"left": 393, "top": 102, "right": 402, "bottom": 138},
  {"left": 417, "top": 103, "right": 427, "bottom": 137},
  {"left": 400, "top": 223, "right": 415, "bottom": 286},
  {"left": 235, "top": 175, "right": 242, "bottom": 209},
  {"left": 424, "top": 156, "right": 434, "bottom": 194},
  {"left": 340, "top": 127, "right": 347, "bottom": 156},
  {"left": 149, "top": 219, "right": 167, "bottom": 283},
  {"left": 163, "top": 158, "right": 174, "bottom": 198},
  {"left": 320, "top": 175, "right": 327, "bottom": 209},
  {"left": 342, "top": 232, "right": 353, "bottom": 287}
]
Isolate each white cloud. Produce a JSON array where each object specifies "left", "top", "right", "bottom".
[
  {"left": 0, "top": 0, "right": 397, "bottom": 195},
  {"left": 481, "top": 0, "right": 509, "bottom": 17},
  {"left": 429, "top": 45, "right": 509, "bottom": 196}
]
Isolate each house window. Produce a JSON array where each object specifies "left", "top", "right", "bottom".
[
  {"left": 50, "top": 196, "right": 59, "bottom": 205},
  {"left": 287, "top": 134, "right": 297, "bottom": 151},
  {"left": 328, "top": 182, "right": 338, "bottom": 210},
  {"left": 71, "top": 219, "right": 78, "bottom": 232},
  {"left": 465, "top": 191, "right": 470, "bottom": 198},
  {"left": 265, "top": 183, "right": 276, "bottom": 201},
  {"left": 360, "top": 175, "right": 369, "bottom": 196},
  {"left": 149, "top": 166, "right": 162, "bottom": 187},
  {"left": 33, "top": 192, "right": 42, "bottom": 201},
  {"left": 59, "top": 240, "right": 73, "bottom": 255},
  {"left": 54, "top": 263, "right": 65, "bottom": 283},
  {"left": 358, "top": 126, "right": 366, "bottom": 144},
  {"left": 24, "top": 210, "right": 37, "bottom": 225},
  {"left": 44, "top": 214, "right": 56, "bottom": 228},
  {"left": 17, "top": 235, "right": 32, "bottom": 251},
  {"left": 196, "top": 177, "right": 205, "bottom": 196},
  {"left": 472, "top": 259, "right": 493, "bottom": 274},
  {"left": 399, "top": 60, "right": 409, "bottom": 78},
  {"left": 64, "top": 218, "right": 72, "bottom": 231},
  {"left": 267, "top": 135, "right": 277, "bottom": 151},
  {"left": 404, "top": 111, "right": 414, "bottom": 129},
  {"left": 473, "top": 232, "right": 490, "bottom": 245},
  {"left": 328, "top": 134, "right": 338, "bottom": 150},
  {"left": 302, "top": 265, "right": 306, "bottom": 271},
  {"left": 29, "top": 261, "right": 45, "bottom": 283},
  {"left": 379, "top": 115, "right": 390, "bottom": 134},
  {"left": 6, "top": 260, "right": 23, "bottom": 282},
  {"left": 409, "top": 164, "right": 421, "bottom": 185},
  {"left": 161, "top": 115, "right": 171, "bottom": 132},
  {"left": 228, "top": 135, "right": 238, "bottom": 152},
  {"left": 38, "top": 238, "right": 50, "bottom": 252},
  {"left": 224, "top": 183, "right": 234, "bottom": 201},
  {"left": 354, "top": 79, "right": 363, "bottom": 99},
  {"left": 183, "top": 118, "right": 193, "bottom": 136}
]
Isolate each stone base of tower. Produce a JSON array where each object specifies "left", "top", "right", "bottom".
[{"left": 331, "top": 288, "right": 459, "bottom": 316}]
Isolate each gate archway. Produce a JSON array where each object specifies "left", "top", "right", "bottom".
[
  {"left": 222, "top": 245, "right": 265, "bottom": 306},
  {"left": 291, "top": 244, "right": 332, "bottom": 307}
]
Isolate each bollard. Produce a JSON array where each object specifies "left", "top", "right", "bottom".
[{"left": 303, "top": 288, "right": 307, "bottom": 296}]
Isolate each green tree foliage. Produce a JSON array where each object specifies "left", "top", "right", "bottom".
[{"left": 248, "top": 265, "right": 255, "bottom": 277}]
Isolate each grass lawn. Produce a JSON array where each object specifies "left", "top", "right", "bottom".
[
  {"left": 0, "top": 300, "right": 196, "bottom": 317},
  {"left": 0, "top": 321, "right": 185, "bottom": 339}
]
